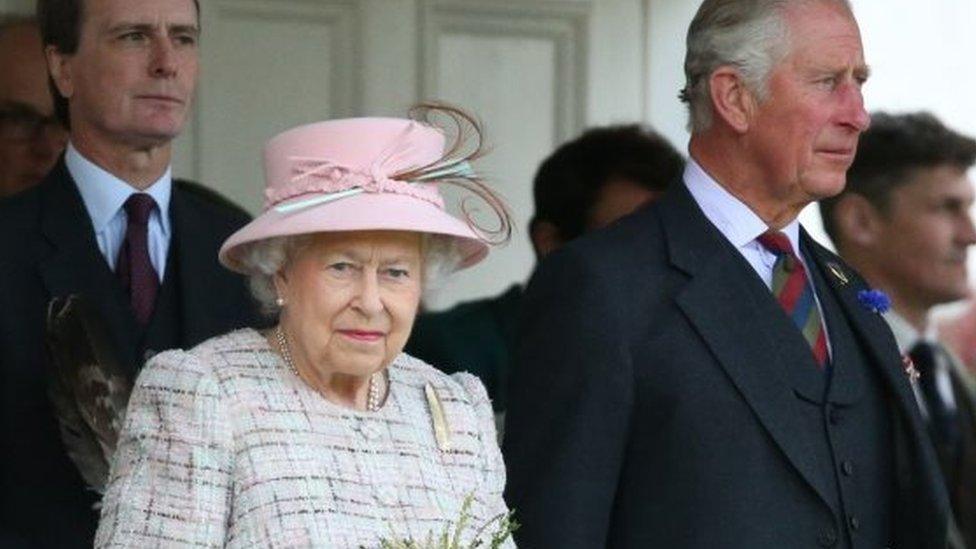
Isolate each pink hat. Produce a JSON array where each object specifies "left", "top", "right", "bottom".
[{"left": 219, "top": 117, "right": 494, "bottom": 273}]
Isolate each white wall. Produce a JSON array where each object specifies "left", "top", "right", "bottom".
[{"left": 1, "top": 0, "right": 31, "bottom": 14}]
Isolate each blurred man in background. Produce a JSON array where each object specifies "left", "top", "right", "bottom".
[
  {"left": 0, "top": 16, "right": 65, "bottom": 197},
  {"left": 406, "top": 124, "right": 685, "bottom": 413},
  {"left": 821, "top": 111, "right": 976, "bottom": 548}
]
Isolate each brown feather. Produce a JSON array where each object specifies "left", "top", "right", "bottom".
[{"left": 45, "top": 295, "right": 132, "bottom": 494}]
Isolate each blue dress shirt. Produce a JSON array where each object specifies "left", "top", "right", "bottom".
[{"left": 66, "top": 143, "right": 172, "bottom": 281}]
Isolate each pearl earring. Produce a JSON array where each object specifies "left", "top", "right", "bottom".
[{"left": 275, "top": 297, "right": 285, "bottom": 307}]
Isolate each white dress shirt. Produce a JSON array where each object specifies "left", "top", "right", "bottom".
[
  {"left": 683, "top": 158, "right": 832, "bottom": 354},
  {"left": 66, "top": 143, "right": 172, "bottom": 281}
]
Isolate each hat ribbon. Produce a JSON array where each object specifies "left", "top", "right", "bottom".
[{"left": 267, "top": 121, "right": 476, "bottom": 214}]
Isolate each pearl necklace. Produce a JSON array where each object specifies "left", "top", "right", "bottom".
[{"left": 275, "top": 325, "right": 382, "bottom": 412}]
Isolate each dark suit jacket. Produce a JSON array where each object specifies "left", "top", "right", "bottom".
[
  {"left": 0, "top": 160, "right": 263, "bottom": 547},
  {"left": 947, "top": 363, "right": 976, "bottom": 548},
  {"left": 503, "top": 182, "right": 950, "bottom": 548}
]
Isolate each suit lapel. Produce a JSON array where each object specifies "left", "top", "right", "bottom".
[
  {"left": 37, "top": 161, "right": 141, "bottom": 371},
  {"left": 803, "top": 235, "right": 930, "bottom": 436},
  {"left": 802, "top": 232, "right": 951, "bottom": 541},
  {"left": 659, "top": 184, "right": 835, "bottom": 508}
]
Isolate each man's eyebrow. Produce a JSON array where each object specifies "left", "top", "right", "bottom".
[
  {"left": 104, "top": 22, "right": 199, "bottom": 35},
  {"left": 169, "top": 24, "right": 200, "bottom": 35},
  {"left": 105, "top": 22, "right": 154, "bottom": 34}
]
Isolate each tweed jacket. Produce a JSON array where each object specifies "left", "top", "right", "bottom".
[{"left": 95, "top": 329, "right": 513, "bottom": 548}]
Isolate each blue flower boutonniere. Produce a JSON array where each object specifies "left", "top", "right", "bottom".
[{"left": 856, "top": 289, "right": 890, "bottom": 314}]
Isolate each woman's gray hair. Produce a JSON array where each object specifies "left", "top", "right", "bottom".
[
  {"left": 239, "top": 233, "right": 464, "bottom": 315},
  {"left": 681, "top": 0, "right": 853, "bottom": 133}
]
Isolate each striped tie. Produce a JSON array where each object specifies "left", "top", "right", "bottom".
[{"left": 757, "top": 231, "right": 828, "bottom": 368}]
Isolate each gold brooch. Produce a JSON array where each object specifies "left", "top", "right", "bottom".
[
  {"left": 827, "top": 262, "right": 849, "bottom": 286},
  {"left": 425, "top": 383, "right": 451, "bottom": 452}
]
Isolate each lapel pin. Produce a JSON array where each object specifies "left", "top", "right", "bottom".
[
  {"left": 902, "top": 354, "right": 920, "bottom": 383},
  {"left": 826, "top": 262, "right": 849, "bottom": 285}
]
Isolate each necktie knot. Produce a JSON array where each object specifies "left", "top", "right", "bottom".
[
  {"left": 757, "top": 230, "right": 794, "bottom": 256},
  {"left": 124, "top": 193, "right": 156, "bottom": 226},
  {"left": 757, "top": 231, "right": 798, "bottom": 271}
]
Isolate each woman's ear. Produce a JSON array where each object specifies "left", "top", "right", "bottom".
[{"left": 708, "top": 66, "right": 755, "bottom": 134}]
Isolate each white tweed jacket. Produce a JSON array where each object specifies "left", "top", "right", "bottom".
[{"left": 95, "top": 328, "right": 514, "bottom": 548}]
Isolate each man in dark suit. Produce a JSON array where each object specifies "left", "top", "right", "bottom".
[
  {"left": 0, "top": 0, "right": 261, "bottom": 546},
  {"left": 820, "top": 111, "right": 976, "bottom": 548},
  {"left": 503, "top": 0, "right": 951, "bottom": 547}
]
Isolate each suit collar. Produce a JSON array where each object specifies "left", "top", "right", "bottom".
[{"left": 65, "top": 142, "right": 174, "bottom": 237}]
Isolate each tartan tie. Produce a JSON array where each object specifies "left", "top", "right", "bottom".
[
  {"left": 757, "top": 231, "right": 828, "bottom": 368},
  {"left": 116, "top": 193, "right": 159, "bottom": 325}
]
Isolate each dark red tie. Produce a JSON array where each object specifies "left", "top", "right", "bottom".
[
  {"left": 756, "top": 231, "right": 828, "bottom": 368},
  {"left": 116, "top": 193, "right": 159, "bottom": 325}
]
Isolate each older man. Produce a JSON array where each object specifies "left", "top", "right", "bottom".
[
  {"left": 503, "top": 1, "right": 950, "bottom": 547},
  {"left": 0, "top": 17, "right": 65, "bottom": 196},
  {"left": 0, "top": 0, "right": 261, "bottom": 546},
  {"left": 820, "top": 111, "right": 976, "bottom": 549}
]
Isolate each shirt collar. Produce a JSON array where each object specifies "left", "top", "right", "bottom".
[
  {"left": 66, "top": 142, "right": 173, "bottom": 235},
  {"left": 884, "top": 309, "right": 936, "bottom": 354},
  {"left": 683, "top": 158, "right": 802, "bottom": 254}
]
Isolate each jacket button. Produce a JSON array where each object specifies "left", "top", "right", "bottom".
[
  {"left": 841, "top": 461, "right": 854, "bottom": 476},
  {"left": 828, "top": 408, "right": 842, "bottom": 425},
  {"left": 849, "top": 515, "right": 860, "bottom": 531},
  {"left": 817, "top": 529, "right": 838, "bottom": 547}
]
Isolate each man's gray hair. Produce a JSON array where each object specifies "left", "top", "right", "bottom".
[
  {"left": 238, "top": 233, "right": 463, "bottom": 316},
  {"left": 681, "top": 0, "right": 853, "bottom": 133}
]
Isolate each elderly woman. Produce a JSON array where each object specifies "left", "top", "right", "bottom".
[{"left": 95, "top": 107, "right": 515, "bottom": 547}]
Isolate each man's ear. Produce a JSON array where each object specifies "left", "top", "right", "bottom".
[
  {"left": 834, "top": 194, "right": 883, "bottom": 248},
  {"left": 708, "top": 66, "right": 755, "bottom": 133},
  {"left": 45, "top": 45, "right": 73, "bottom": 100},
  {"left": 529, "top": 220, "right": 563, "bottom": 259}
]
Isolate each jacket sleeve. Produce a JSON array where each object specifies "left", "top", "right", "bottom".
[
  {"left": 503, "top": 247, "right": 633, "bottom": 549},
  {"left": 95, "top": 349, "right": 234, "bottom": 548}
]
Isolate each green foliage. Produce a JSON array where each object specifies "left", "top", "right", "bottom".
[{"left": 373, "top": 494, "right": 518, "bottom": 549}]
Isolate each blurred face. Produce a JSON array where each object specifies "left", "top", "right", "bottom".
[
  {"left": 0, "top": 24, "right": 66, "bottom": 195},
  {"left": 48, "top": 0, "right": 199, "bottom": 150},
  {"left": 586, "top": 178, "right": 659, "bottom": 231},
  {"left": 872, "top": 166, "right": 976, "bottom": 309},
  {"left": 746, "top": 1, "right": 870, "bottom": 208},
  {"left": 276, "top": 231, "right": 424, "bottom": 379}
]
